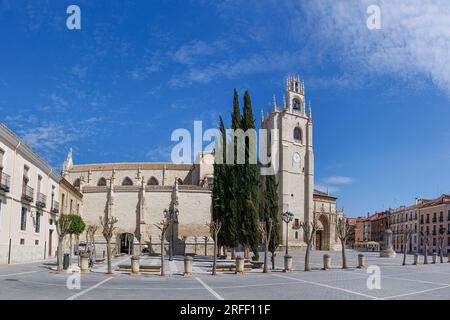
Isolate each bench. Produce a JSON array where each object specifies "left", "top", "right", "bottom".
[
  {"left": 249, "top": 261, "right": 264, "bottom": 269},
  {"left": 117, "top": 264, "right": 162, "bottom": 272}
]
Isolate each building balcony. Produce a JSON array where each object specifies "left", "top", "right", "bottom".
[
  {"left": 0, "top": 171, "right": 10, "bottom": 193},
  {"left": 432, "top": 218, "right": 437, "bottom": 223},
  {"left": 439, "top": 217, "right": 444, "bottom": 222},
  {"left": 21, "top": 185, "right": 34, "bottom": 203},
  {"left": 36, "top": 192, "right": 47, "bottom": 208},
  {"left": 51, "top": 201, "right": 59, "bottom": 214}
]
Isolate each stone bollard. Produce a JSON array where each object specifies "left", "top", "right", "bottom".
[
  {"left": 322, "top": 254, "right": 331, "bottom": 270},
  {"left": 235, "top": 256, "right": 245, "bottom": 274},
  {"left": 432, "top": 252, "right": 437, "bottom": 264},
  {"left": 184, "top": 256, "right": 193, "bottom": 276},
  {"left": 283, "top": 255, "right": 293, "bottom": 272},
  {"left": 80, "top": 253, "right": 89, "bottom": 273},
  {"left": 357, "top": 253, "right": 365, "bottom": 268},
  {"left": 131, "top": 255, "right": 140, "bottom": 275},
  {"left": 414, "top": 253, "right": 419, "bottom": 265}
]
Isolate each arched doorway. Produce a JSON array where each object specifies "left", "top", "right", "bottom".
[
  {"left": 119, "top": 233, "right": 134, "bottom": 255},
  {"left": 316, "top": 214, "right": 330, "bottom": 251}
]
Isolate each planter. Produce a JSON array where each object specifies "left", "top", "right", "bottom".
[
  {"left": 322, "top": 254, "right": 331, "bottom": 270},
  {"left": 357, "top": 253, "right": 365, "bottom": 268},
  {"left": 184, "top": 256, "right": 193, "bottom": 276},
  {"left": 235, "top": 256, "right": 245, "bottom": 274},
  {"left": 283, "top": 255, "right": 293, "bottom": 272},
  {"left": 131, "top": 256, "right": 140, "bottom": 275},
  {"left": 80, "top": 254, "right": 89, "bottom": 273}
]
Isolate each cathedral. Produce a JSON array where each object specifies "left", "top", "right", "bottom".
[{"left": 62, "top": 76, "right": 343, "bottom": 255}]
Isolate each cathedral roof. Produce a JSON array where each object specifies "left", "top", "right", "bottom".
[
  {"left": 69, "top": 162, "right": 193, "bottom": 172},
  {"left": 313, "top": 189, "right": 337, "bottom": 199}
]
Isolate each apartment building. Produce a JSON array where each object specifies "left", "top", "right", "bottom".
[
  {"left": 418, "top": 194, "right": 450, "bottom": 254},
  {"left": 391, "top": 204, "right": 419, "bottom": 253},
  {"left": 0, "top": 123, "right": 61, "bottom": 264}
]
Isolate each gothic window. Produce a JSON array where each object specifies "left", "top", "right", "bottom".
[
  {"left": 122, "top": 177, "right": 133, "bottom": 186},
  {"left": 293, "top": 127, "right": 302, "bottom": 143},
  {"left": 292, "top": 98, "right": 301, "bottom": 111},
  {"left": 147, "top": 177, "right": 159, "bottom": 186},
  {"left": 73, "top": 178, "right": 80, "bottom": 188},
  {"left": 97, "top": 178, "right": 107, "bottom": 186}
]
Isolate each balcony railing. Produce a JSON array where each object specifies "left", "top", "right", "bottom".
[
  {"left": 432, "top": 218, "right": 437, "bottom": 223},
  {"left": 0, "top": 171, "right": 10, "bottom": 193},
  {"left": 36, "top": 192, "right": 47, "bottom": 208},
  {"left": 21, "top": 185, "right": 34, "bottom": 202},
  {"left": 439, "top": 217, "right": 444, "bottom": 222},
  {"left": 51, "top": 201, "right": 59, "bottom": 214}
]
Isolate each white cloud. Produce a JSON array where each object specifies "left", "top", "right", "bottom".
[
  {"left": 302, "top": 0, "right": 450, "bottom": 95},
  {"left": 322, "top": 176, "right": 355, "bottom": 185}
]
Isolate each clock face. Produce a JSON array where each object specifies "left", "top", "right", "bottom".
[{"left": 293, "top": 152, "right": 301, "bottom": 163}]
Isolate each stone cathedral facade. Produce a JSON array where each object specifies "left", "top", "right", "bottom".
[{"left": 63, "top": 76, "right": 343, "bottom": 255}]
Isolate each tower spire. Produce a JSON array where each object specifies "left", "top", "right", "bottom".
[
  {"left": 308, "top": 100, "right": 312, "bottom": 120},
  {"left": 273, "top": 95, "right": 277, "bottom": 111}
]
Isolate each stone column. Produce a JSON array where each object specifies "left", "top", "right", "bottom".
[
  {"left": 184, "top": 256, "right": 193, "bottom": 276},
  {"left": 322, "top": 254, "right": 331, "bottom": 270},
  {"left": 380, "top": 229, "right": 396, "bottom": 258},
  {"left": 414, "top": 253, "right": 419, "bottom": 265},
  {"left": 283, "top": 255, "right": 293, "bottom": 272},
  {"left": 80, "top": 254, "right": 89, "bottom": 273},
  {"left": 131, "top": 255, "right": 140, "bottom": 275},
  {"left": 235, "top": 256, "right": 245, "bottom": 274},
  {"left": 432, "top": 252, "right": 437, "bottom": 264},
  {"left": 357, "top": 253, "right": 365, "bottom": 268}
]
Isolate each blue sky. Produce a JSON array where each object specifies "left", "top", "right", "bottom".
[{"left": 1, "top": 0, "right": 449, "bottom": 216}]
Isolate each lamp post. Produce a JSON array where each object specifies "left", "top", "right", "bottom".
[
  {"left": 164, "top": 208, "right": 179, "bottom": 261},
  {"left": 281, "top": 211, "right": 294, "bottom": 255}
]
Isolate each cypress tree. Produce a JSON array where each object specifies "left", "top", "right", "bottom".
[
  {"left": 264, "top": 169, "right": 280, "bottom": 269},
  {"left": 212, "top": 117, "right": 226, "bottom": 248},
  {"left": 240, "top": 91, "right": 260, "bottom": 260}
]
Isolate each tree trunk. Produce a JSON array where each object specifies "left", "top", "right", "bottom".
[
  {"left": 440, "top": 242, "right": 444, "bottom": 263},
  {"left": 223, "top": 246, "right": 228, "bottom": 258},
  {"left": 341, "top": 240, "right": 347, "bottom": 269},
  {"left": 106, "top": 239, "right": 112, "bottom": 274},
  {"left": 243, "top": 244, "right": 249, "bottom": 259},
  {"left": 231, "top": 247, "right": 237, "bottom": 259},
  {"left": 305, "top": 244, "right": 311, "bottom": 271},
  {"left": 76, "top": 235, "right": 80, "bottom": 266},
  {"left": 271, "top": 253, "right": 276, "bottom": 270},
  {"left": 424, "top": 244, "right": 428, "bottom": 264},
  {"left": 57, "top": 237, "right": 64, "bottom": 272},
  {"left": 69, "top": 234, "right": 73, "bottom": 268},
  {"left": 263, "top": 239, "right": 268, "bottom": 273},
  {"left": 160, "top": 236, "right": 165, "bottom": 276},
  {"left": 212, "top": 235, "right": 217, "bottom": 275},
  {"left": 402, "top": 243, "right": 407, "bottom": 266}
]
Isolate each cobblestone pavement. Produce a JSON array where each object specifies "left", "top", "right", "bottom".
[{"left": 1, "top": 250, "right": 449, "bottom": 300}]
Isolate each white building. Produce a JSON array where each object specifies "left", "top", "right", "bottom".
[{"left": 0, "top": 123, "right": 60, "bottom": 264}]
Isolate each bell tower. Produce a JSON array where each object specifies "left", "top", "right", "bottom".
[{"left": 262, "top": 75, "right": 314, "bottom": 249}]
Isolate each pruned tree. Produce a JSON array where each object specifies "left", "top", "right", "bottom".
[
  {"left": 55, "top": 214, "right": 71, "bottom": 272},
  {"left": 420, "top": 230, "right": 432, "bottom": 264},
  {"left": 258, "top": 220, "right": 273, "bottom": 273},
  {"left": 301, "top": 219, "right": 319, "bottom": 271},
  {"left": 88, "top": 225, "right": 98, "bottom": 259},
  {"left": 67, "top": 214, "right": 86, "bottom": 266},
  {"left": 203, "top": 236, "right": 209, "bottom": 256},
  {"left": 401, "top": 228, "right": 414, "bottom": 266},
  {"left": 438, "top": 226, "right": 446, "bottom": 263},
  {"left": 336, "top": 218, "right": 353, "bottom": 269},
  {"left": 207, "top": 220, "right": 222, "bottom": 275},
  {"left": 154, "top": 219, "right": 170, "bottom": 276},
  {"left": 100, "top": 215, "right": 118, "bottom": 274}
]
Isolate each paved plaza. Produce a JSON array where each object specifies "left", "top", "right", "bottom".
[{"left": 1, "top": 250, "right": 450, "bottom": 300}]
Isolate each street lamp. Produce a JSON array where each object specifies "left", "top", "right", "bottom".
[
  {"left": 281, "top": 211, "right": 294, "bottom": 255},
  {"left": 164, "top": 208, "right": 179, "bottom": 261}
]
